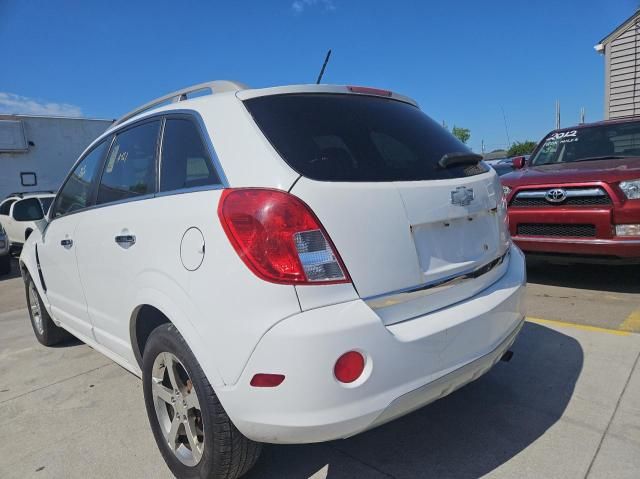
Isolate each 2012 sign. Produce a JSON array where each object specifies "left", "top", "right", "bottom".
[{"left": 546, "top": 130, "right": 578, "bottom": 142}]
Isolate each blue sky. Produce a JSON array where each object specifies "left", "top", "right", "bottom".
[{"left": 0, "top": 0, "right": 637, "bottom": 153}]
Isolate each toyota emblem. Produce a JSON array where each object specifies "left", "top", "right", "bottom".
[{"left": 545, "top": 188, "right": 567, "bottom": 203}]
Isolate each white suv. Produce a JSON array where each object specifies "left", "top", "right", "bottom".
[
  {"left": 20, "top": 81, "right": 526, "bottom": 478},
  {"left": 0, "top": 192, "right": 55, "bottom": 252}
]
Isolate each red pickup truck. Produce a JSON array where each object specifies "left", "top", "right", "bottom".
[{"left": 501, "top": 118, "right": 640, "bottom": 263}]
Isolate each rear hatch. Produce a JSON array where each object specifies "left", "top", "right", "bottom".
[{"left": 243, "top": 92, "right": 510, "bottom": 324}]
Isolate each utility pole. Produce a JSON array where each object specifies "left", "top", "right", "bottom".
[
  {"left": 555, "top": 100, "right": 561, "bottom": 129},
  {"left": 501, "top": 106, "right": 511, "bottom": 147},
  {"left": 580, "top": 107, "right": 585, "bottom": 124},
  {"left": 481, "top": 139, "right": 485, "bottom": 154}
]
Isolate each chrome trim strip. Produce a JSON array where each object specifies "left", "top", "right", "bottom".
[
  {"left": 48, "top": 186, "right": 227, "bottom": 220},
  {"left": 154, "top": 184, "right": 225, "bottom": 198},
  {"left": 515, "top": 187, "right": 606, "bottom": 199},
  {"left": 365, "top": 249, "right": 510, "bottom": 310}
]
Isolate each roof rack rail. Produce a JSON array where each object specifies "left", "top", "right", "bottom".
[{"left": 112, "top": 80, "right": 249, "bottom": 127}]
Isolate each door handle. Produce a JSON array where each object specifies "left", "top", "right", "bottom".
[
  {"left": 115, "top": 234, "right": 136, "bottom": 248},
  {"left": 60, "top": 238, "right": 73, "bottom": 248}
]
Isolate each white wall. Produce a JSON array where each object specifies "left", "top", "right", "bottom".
[{"left": 0, "top": 115, "right": 112, "bottom": 199}]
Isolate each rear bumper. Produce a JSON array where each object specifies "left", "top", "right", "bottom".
[
  {"left": 513, "top": 236, "right": 640, "bottom": 260},
  {"left": 216, "top": 245, "right": 526, "bottom": 444}
]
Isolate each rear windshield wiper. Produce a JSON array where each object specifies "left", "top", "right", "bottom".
[{"left": 439, "top": 152, "right": 483, "bottom": 169}]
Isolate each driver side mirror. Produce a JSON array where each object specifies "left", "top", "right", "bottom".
[
  {"left": 512, "top": 156, "right": 526, "bottom": 169},
  {"left": 12, "top": 198, "right": 45, "bottom": 222}
]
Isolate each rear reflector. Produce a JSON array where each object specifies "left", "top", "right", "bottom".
[
  {"left": 347, "top": 86, "right": 392, "bottom": 97},
  {"left": 334, "top": 351, "right": 365, "bottom": 383},
  {"left": 218, "top": 188, "right": 350, "bottom": 285},
  {"left": 250, "top": 373, "right": 285, "bottom": 387}
]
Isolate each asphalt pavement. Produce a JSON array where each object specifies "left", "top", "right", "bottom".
[{"left": 0, "top": 257, "right": 639, "bottom": 478}]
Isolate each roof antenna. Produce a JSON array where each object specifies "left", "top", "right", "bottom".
[{"left": 316, "top": 49, "right": 332, "bottom": 84}]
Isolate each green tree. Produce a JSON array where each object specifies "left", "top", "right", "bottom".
[
  {"left": 452, "top": 126, "right": 471, "bottom": 144},
  {"left": 507, "top": 140, "right": 537, "bottom": 157}
]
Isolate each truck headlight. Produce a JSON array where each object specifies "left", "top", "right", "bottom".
[
  {"left": 502, "top": 185, "right": 512, "bottom": 197},
  {"left": 615, "top": 224, "right": 640, "bottom": 236},
  {"left": 619, "top": 179, "right": 640, "bottom": 199}
]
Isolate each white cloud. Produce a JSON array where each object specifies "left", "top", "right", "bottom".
[
  {"left": 0, "top": 92, "right": 82, "bottom": 117},
  {"left": 292, "top": 0, "right": 335, "bottom": 14}
]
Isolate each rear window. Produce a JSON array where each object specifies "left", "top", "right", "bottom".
[
  {"left": 244, "top": 94, "right": 487, "bottom": 182},
  {"left": 160, "top": 118, "right": 220, "bottom": 191}
]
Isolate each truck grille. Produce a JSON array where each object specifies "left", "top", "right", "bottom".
[
  {"left": 511, "top": 196, "right": 611, "bottom": 207},
  {"left": 516, "top": 223, "right": 596, "bottom": 237},
  {"left": 510, "top": 187, "right": 611, "bottom": 207}
]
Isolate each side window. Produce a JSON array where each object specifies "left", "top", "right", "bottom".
[
  {"left": 96, "top": 121, "right": 160, "bottom": 205},
  {"left": 0, "top": 199, "right": 17, "bottom": 215},
  {"left": 53, "top": 140, "right": 109, "bottom": 218},
  {"left": 160, "top": 118, "right": 220, "bottom": 192}
]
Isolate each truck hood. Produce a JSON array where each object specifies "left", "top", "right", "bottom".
[{"left": 501, "top": 157, "right": 640, "bottom": 187}]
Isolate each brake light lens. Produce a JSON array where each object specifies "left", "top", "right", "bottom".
[
  {"left": 218, "top": 188, "right": 350, "bottom": 285},
  {"left": 347, "top": 85, "right": 392, "bottom": 97}
]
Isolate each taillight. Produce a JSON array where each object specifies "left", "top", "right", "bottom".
[{"left": 218, "top": 188, "right": 351, "bottom": 285}]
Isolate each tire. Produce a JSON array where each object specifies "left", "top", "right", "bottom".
[
  {"left": 142, "top": 323, "right": 262, "bottom": 479},
  {"left": 25, "top": 275, "right": 72, "bottom": 346},
  {"left": 9, "top": 243, "right": 22, "bottom": 257},
  {"left": 0, "top": 255, "right": 10, "bottom": 275}
]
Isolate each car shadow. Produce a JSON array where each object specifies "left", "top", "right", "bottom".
[
  {"left": 245, "top": 322, "right": 583, "bottom": 478},
  {"left": 48, "top": 336, "right": 84, "bottom": 348},
  {"left": 526, "top": 259, "right": 640, "bottom": 294}
]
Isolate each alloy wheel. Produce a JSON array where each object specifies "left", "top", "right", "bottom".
[
  {"left": 151, "top": 352, "right": 204, "bottom": 466},
  {"left": 28, "top": 283, "right": 44, "bottom": 335}
]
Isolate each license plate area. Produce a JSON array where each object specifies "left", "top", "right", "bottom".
[{"left": 411, "top": 210, "right": 500, "bottom": 280}]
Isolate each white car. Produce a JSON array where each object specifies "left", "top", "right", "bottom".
[
  {"left": 0, "top": 193, "right": 55, "bottom": 251},
  {"left": 20, "top": 81, "right": 526, "bottom": 478}
]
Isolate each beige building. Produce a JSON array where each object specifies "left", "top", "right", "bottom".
[{"left": 595, "top": 11, "right": 640, "bottom": 119}]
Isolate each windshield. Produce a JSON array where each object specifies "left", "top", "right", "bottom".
[
  {"left": 244, "top": 93, "right": 488, "bottom": 181},
  {"left": 530, "top": 121, "right": 640, "bottom": 166}
]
